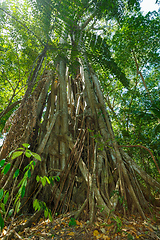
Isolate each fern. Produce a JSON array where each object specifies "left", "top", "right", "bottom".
[{"left": 84, "top": 32, "right": 129, "bottom": 88}]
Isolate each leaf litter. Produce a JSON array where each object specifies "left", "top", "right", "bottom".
[{"left": 1, "top": 210, "right": 160, "bottom": 240}]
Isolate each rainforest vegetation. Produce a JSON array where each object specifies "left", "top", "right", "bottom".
[{"left": 0, "top": 0, "right": 160, "bottom": 239}]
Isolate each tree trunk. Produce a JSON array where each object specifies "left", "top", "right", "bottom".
[{"left": 0, "top": 46, "right": 160, "bottom": 227}]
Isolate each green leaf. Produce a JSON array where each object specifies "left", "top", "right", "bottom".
[
  {"left": 0, "top": 189, "right": 4, "bottom": 201},
  {"left": 41, "top": 177, "right": 46, "bottom": 187},
  {"left": 28, "top": 169, "right": 31, "bottom": 178},
  {"left": 150, "top": 108, "right": 160, "bottom": 119},
  {"left": 0, "top": 159, "right": 5, "bottom": 168},
  {"left": 31, "top": 152, "right": 41, "bottom": 161},
  {"left": 31, "top": 162, "right": 35, "bottom": 170},
  {"left": 14, "top": 194, "right": 19, "bottom": 206},
  {"left": 36, "top": 175, "right": 40, "bottom": 182},
  {"left": 69, "top": 218, "right": 77, "bottom": 227},
  {"left": 55, "top": 176, "right": 60, "bottom": 182},
  {"left": 8, "top": 150, "right": 14, "bottom": 158},
  {"left": 33, "top": 199, "right": 40, "bottom": 211},
  {"left": 14, "top": 169, "right": 19, "bottom": 179},
  {"left": 48, "top": 210, "right": 53, "bottom": 222},
  {"left": 42, "top": 201, "right": 46, "bottom": 209},
  {"left": 25, "top": 150, "right": 32, "bottom": 158},
  {"left": 29, "top": 161, "right": 36, "bottom": 170},
  {"left": 8, "top": 209, "right": 14, "bottom": 217},
  {"left": 88, "top": 128, "right": 93, "bottom": 132},
  {"left": 16, "top": 148, "right": 25, "bottom": 150},
  {"left": 45, "top": 176, "right": 50, "bottom": 184},
  {"left": 2, "top": 163, "right": 11, "bottom": 174},
  {"left": 0, "top": 213, "right": 4, "bottom": 231},
  {"left": 22, "top": 178, "right": 27, "bottom": 187},
  {"left": 22, "top": 143, "right": 30, "bottom": 149},
  {"left": 23, "top": 164, "right": 29, "bottom": 171},
  {"left": 50, "top": 178, "right": 54, "bottom": 186},
  {"left": 11, "top": 151, "right": 23, "bottom": 160},
  {"left": 15, "top": 200, "right": 21, "bottom": 213},
  {"left": 32, "top": 161, "right": 36, "bottom": 166},
  {"left": 21, "top": 186, "right": 25, "bottom": 198},
  {"left": 3, "top": 191, "right": 9, "bottom": 204},
  {"left": 100, "top": 206, "right": 104, "bottom": 212},
  {"left": 44, "top": 209, "right": 48, "bottom": 218},
  {"left": 33, "top": 199, "right": 38, "bottom": 209},
  {"left": 0, "top": 203, "right": 5, "bottom": 212}
]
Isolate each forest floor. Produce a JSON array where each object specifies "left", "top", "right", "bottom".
[{"left": 1, "top": 208, "right": 160, "bottom": 240}]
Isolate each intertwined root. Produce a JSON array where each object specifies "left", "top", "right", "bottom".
[{"left": 1, "top": 63, "right": 160, "bottom": 228}]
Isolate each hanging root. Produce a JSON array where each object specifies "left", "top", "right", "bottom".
[{"left": 1, "top": 62, "right": 160, "bottom": 235}]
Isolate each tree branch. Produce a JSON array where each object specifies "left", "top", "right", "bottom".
[
  {"left": 131, "top": 50, "right": 152, "bottom": 102},
  {"left": 119, "top": 144, "right": 160, "bottom": 175}
]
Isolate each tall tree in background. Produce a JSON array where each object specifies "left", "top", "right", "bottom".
[
  {"left": 105, "top": 11, "right": 160, "bottom": 178},
  {"left": 0, "top": 0, "right": 160, "bottom": 235}
]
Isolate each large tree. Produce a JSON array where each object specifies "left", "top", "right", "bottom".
[
  {"left": 103, "top": 10, "right": 160, "bottom": 178},
  {"left": 0, "top": 0, "right": 160, "bottom": 238}
]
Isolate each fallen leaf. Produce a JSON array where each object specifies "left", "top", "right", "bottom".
[
  {"left": 107, "top": 225, "right": 114, "bottom": 231},
  {"left": 76, "top": 220, "right": 83, "bottom": 226},
  {"left": 93, "top": 230, "right": 100, "bottom": 236},
  {"left": 93, "top": 230, "right": 102, "bottom": 239},
  {"left": 68, "top": 232, "right": 75, "bottom": 236},
  {"left": 102, "top": 235, "right": 110, "bottom": 240},
  {"left": 2, "top": 229, "right": 7, "bottom": 236},
  {"left": 146, "top": 226, "right": 154, "bottom": 232},
  {"left": 100, "top": 227, "right": 106, "bottom": 233},
  {"left": 107, "top": 219, "right": 112, "bottom": 225}
]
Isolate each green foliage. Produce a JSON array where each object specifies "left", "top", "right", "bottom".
[
  {"left": 33, "top": 199, "right": 52, "bottom": 222},
  {"left": 97, "top": 205, "right": 105, "bottom": 212},
  {"left": 13, "top": 169, "right": 20, "bottom": 179},
  {"left": 0, "top": 159, "right": 5, "bottom": 168},
  {"left": 0, "top": 189, "right": 4, "bottom": 201},
  {"left": 113, "top": 12, "right": 160, "bottom": 70},
  {"left": 3, "top": 192, "right": 9, "bottom": 205},
  {"left": 22, "top": 143, "right": 30, "bottom": 148},
  {"left": 31, "top": 152, "right": 41, "bottom": 161},
  {"left": 89, "top": 129, "right": 113, "bottom": 151},
  {"left": 99, "top": 10, "right": 160, "bottom": 179},
  {"left": 0, "top": 143, "right": 42, "bottom": 230},
  {"left": 92, "top": 0, "right": 140, "bottom": 20},
  {"left": 69, "top": 217, "right": 77, "bottom": 227},
  {"left": 0, "top": 0, "right": 142, "bottom": 135},
  {"left": 8, "top": 209, "right": 14, "bottom": 217},
  {"left": 2, "top": 163, "right": 11, "bottom": 175},
  {"left": 11, "top": 151, "right": 24, "bottom": 160},
  {"left": 0, "top": 213, "right": 4, "bottom": 231},
  {"left": 0, "top": 0, "right": 45, "bottom": 131},
  {"left": 112, "top": 216, "right": 122, "bottom": 233},
  {"left": 85, "top": 32, "right": 129, "bottom": 88},
  {"left": 0, "top": 0, "right": 159, "bottom": 231},
  {"left": 0, "top": 141, "right": 57, "bottom": 230},
  {"left": 36, "top": 175, "right": 60, "bottom": 187},
  {"left": 127, "top": 233, "right": 134, "bottom": 239},
  {"left": 0, "top": 189, "right": 9, "bottom": 230}
]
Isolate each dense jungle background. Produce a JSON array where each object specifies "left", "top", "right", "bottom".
[{"left": 0, "top": 0, "right": 160, "bottom": 239}]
